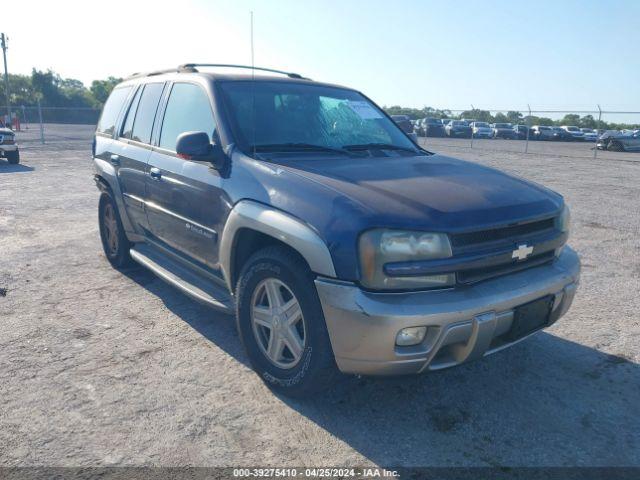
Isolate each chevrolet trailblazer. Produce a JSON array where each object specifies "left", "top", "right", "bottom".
[{"left": 93, "top": 64, "right": 580, "bottom": 396}]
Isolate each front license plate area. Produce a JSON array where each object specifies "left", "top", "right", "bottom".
[{"left": 506, "top": 295, "right": 554, "bottom": 342}]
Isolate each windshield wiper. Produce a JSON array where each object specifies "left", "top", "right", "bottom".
[
  {"left": 342, "top": 143, "right": 419, "bottom": 153},
  {"left": 249, "top": 143, "right": 351, "bottom": 155}
]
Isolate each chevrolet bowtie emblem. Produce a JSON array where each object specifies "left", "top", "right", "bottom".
[{"left": 512, "top": 244, "right": 534, "bottom": 261}]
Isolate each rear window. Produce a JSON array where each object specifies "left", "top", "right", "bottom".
[{"left": 96, "top": 86, "right": 131, "bottom": 136}]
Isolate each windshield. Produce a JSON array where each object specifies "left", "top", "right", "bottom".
[
  {"left": 219, "top": 81, "right": 417, "bottom": 154},
  {"left": 452, "top": 121, "right": 466, "bottom": 126},
  {"left": 475, "top": 122, "right": 490, "bottom": 128},
  {"left": 494, "top": 123, "right": 511, "bottom": 128},
  {"left": 566, "top": 126, "right": 579, "bottom": 131}
]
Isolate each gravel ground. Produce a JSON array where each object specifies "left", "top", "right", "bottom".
[{"left": 0, "top": 125, "right": 638, "bottom": 468}]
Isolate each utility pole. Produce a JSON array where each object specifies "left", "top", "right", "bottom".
[{"left": 1, "top": 33, "right": 10, "bottom": 124}]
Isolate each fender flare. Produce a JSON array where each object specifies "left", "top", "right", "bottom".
[
  {"left": 93, "top": 158, "right": 136, "bottom": 236},
  {"left": 219, "top": 200, "right": 337, "bottom": 291}
]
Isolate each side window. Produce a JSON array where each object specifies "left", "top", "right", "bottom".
[
  {"left": 96, "top": 86, "right": 131, "bottom": 136},
  {"left": 120, "top": 87, "right": 142, "bottom": 139},
  {"left": 159, "top": 83, "right": 216, "bottom": 152},
  {"left": 131, "top": 83, "right": 165, "bottom": 144}
]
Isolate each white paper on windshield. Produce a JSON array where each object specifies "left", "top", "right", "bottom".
[{"left": 347, "top": 100, "right": 383, "bottom": 119}]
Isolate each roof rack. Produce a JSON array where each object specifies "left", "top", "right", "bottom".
[
  {"left": 179, "top": 63, "right": 309, "bottom": 79},
  {"left": 126, "top": 66, "right": 198, "bottom": 80},
  {"left": 127, "top": 64, "right": 309, "bottom": 81}
]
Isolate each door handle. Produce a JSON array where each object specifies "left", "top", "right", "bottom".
[
  {"left": 149, "top": 167, "right": 162, "bottom": 180},
  {"left": 110, "top": 154, "right": 120, "bottom": 165}
]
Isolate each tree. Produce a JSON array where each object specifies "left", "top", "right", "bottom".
[
  {"left": 90, "top": 77, "right": 122, "bottom": 105},
  {"left": 506, "top": 111, "right": 524, "bottom": 124},
  {"left": 493, "top": 112, "right": 509, "bottom": 123},
  {"left": 559, "top": 114, "right": 581, "bottom": 126},
  {"left": 459, "top": 109, "right": 493, "bottom": 122},
  {"left": 580, "top": 115, "right": 597, "bottom": 129},
  {"left": 31, "top": 69, "right": 64, "bottom": 106}
]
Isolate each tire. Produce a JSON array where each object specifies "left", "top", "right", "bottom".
[
  {"left": 236, "top": 246, "right": 338, "bottom": 397},
  {"left": 608, "top": 140, "right": 624, "bottom": 152},
  {"left": 98, "top": 191, "right": 134, "bottom": 268},
  {"left": 6, "top": 150, "right": 19, "bottom": 164}
]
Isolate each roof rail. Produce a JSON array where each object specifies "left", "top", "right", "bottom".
[
  {"left": 126, "top": 65, "right": 198, "bottom": 80},
  {"left": 178, "top": 63, "right": 309, "bottom": 80}
]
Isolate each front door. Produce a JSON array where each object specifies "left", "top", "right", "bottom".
[{"left": 145, "top": 81, "right": 226, "bottom": 270}]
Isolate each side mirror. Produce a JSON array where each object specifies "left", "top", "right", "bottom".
[{"left": 176, "top": 131, "right": 225, "bottom": 168}]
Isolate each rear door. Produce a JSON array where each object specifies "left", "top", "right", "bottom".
[
  {"left": 110, "top": 82, "right": 166, "bottom": 233},
  {"left": 145, "top": 81, "right": 226, "bottom": 269}
]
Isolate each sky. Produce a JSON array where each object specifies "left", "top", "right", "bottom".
[{"left": 4, "top": 0, "right": 639, "bottom": 115}]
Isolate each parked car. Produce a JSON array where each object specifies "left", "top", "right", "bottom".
[
  {"left": 531, "top": 125, "right": 555, "bottom": 141},
  {"left": 445, "top": 120, "right": 472, "bottom": 138},
  {"left": 93, "top": 64, "right": 579, "bottom": 396},
  {"left": 551, "top": 126, "right": 574, "bottom": 141},
  {"left": 561, "top": 126, "right": 585, "bottom": 141},
  {"left": 391, "top": 115, "right": 414, "bottom": 134},
  {"left": 0, "top": 126, "right": 19, "bottom": 164},
  {"left": 513, "top": 125, "right": 532, "bottom": 140},
  {"left": 391, "top": 115, "right": 418, "bottom": 142},
  {"left": 422, "top": 117, "right": 446, "bottom": 137},
  {"left": 580, "top": 128, "right": 598, "bottom": 142},
  {"left": 492, "top": 123, "right": 517, "bottom": 139},
  {"left": 469, "top": 121, "right": 493, "bottom": 139},
  {"left": 597, "top": 130, "right": 640, "bottom": 151}
]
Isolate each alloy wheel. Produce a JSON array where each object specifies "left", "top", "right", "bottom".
[
  {"left": 251, "top": 278, "right": 306, "bottom": 369},
  {"left": 103, "top": 203, "right": 119, "bottom": 255}
]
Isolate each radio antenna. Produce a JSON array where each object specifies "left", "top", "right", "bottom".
[{"left": 250, "top": 11, "right": 256, "bottom": 158}]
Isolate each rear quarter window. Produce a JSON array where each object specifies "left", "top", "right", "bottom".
[{"left": 96, "top": 86, "right": 132, "bottom": 136}]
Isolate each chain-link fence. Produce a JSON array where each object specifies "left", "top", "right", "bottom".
[
  {"left": 5, "top": 103, "right": 639, "bottom": 161},
  {"left": 4, "top": 105, "right": 99, "bottom": 147},
  {"left": 407, "top": 107, "right": 640, "bottom": 161}
]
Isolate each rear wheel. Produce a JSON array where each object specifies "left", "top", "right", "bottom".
[
  {"left": 236, "top": 246, "right": 337, "bottom": 397},
  {"left": 99, "top": 191, "right": 134, "bottom": 268},
  {"left": 6, "top": 150, "right": 19, "bottom": 164}
]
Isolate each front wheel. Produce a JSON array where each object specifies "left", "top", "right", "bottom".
[
  {"left": 236, "top": 246, "right": 337, "bottom": 397},
  {"left": 608, "top": 140, "right": 624, "bottom": 152},
  {"left": 6, "top": 150, "right": 19, "bottom": 164}
]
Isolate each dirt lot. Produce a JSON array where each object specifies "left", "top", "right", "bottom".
[{"left": 1, "top": 125, "right": 639, "bottom": 467}]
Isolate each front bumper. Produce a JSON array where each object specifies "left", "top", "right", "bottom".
[
  {"left": 316, "top": 246, "right": 580, "bottom": 376},
  {"left": 0, "top": 144, "right": 18, "bottom": 154}
]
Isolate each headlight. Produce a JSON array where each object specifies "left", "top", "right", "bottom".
[
  {"left": 556, "top": 205, "right": 571, "bottom": 235},
  {"left": 358, "top": 229, "right": 454, "bottom": 290}
]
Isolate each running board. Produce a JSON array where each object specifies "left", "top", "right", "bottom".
[{"left": 130, "top": 244, "right": 234, "bottom": 313}]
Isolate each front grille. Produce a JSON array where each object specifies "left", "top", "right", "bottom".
[
  {"left": 1, "top": 135, "right": 15, "bottom": 145},
  {"left": 450, "top": 217, "right": 555, "bottom": 248},
  {"left": 457, "top": 251, "right": 555, "bottom": 284}
]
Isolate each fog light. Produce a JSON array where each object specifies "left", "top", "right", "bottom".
[{"left": 396, "top": 326, "right": 427, "bottom": 346}]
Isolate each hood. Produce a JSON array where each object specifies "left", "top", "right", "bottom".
[
  {"left": 274, "top": 153, "right": 562, "bottom": 232},
  {"left": 0, "top": 128, "right": 14, "bottom": 135}
]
